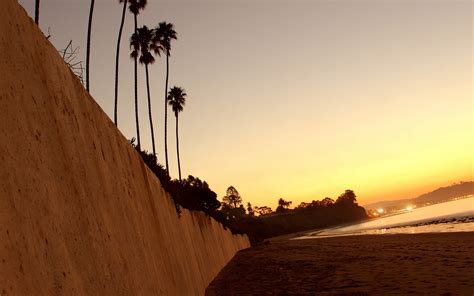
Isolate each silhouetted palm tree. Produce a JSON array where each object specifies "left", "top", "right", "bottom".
[
  {"left": 154, "top": 22, "right": 177, "bottom": 175},
  {"left": 113, "top": 0, "right": 128, "bottom": 126},
  {"left": 131, "top": 26, "right": 161, "bottom": 157},
  {"left": 128, "top": 0, "right": 147, "bottom": 149},
  {"left": 168, "top": 87, "right": 186, "bottom": 181},
  {"left": 35, "top": 0, "right": 40, "bottom": 25},
  {"left": 86, "top": 0, "right": 95, "bottom": 92}
]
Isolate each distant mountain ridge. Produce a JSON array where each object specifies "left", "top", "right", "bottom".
[{"left": 364, "top": 181, "right": 474, "bottom": 210}]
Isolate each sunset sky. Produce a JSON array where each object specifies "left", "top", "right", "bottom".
[{"left": 19, "top": 0, "right": 472, "bottom": 207}]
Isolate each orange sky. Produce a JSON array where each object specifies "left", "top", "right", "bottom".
[{"left": 19, "top": 0, "right": 473, "bottom": 207}]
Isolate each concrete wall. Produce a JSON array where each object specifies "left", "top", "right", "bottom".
[{"left": 0, "top": 1, "right": 249, "bottom": 294}]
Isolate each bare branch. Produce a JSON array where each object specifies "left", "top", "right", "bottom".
[{"left": 58, "top": 40, "right": 84, "bottom": 85}]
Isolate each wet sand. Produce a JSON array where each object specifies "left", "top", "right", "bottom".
[{"left": 206, "top": 232, "right": 474, "bottom": 295}]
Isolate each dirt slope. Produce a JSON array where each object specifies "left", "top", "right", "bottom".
[{"left": 0, "top": 1, "right": 249, "bottom": 294}]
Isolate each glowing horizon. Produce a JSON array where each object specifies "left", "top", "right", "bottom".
[{"left": 18, "top": 0, "right": 473, "bottom": 208}]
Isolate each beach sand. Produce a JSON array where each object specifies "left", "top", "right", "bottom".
[{"left": 206, "top": 232, "right": 474, "bottom": 295}]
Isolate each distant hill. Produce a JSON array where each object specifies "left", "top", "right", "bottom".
[
  {"left": 415, "top": 181, "right": 473, "bottom": 204},
  {"left": 364, "top": 181, "right": 474, "bottom": 210}
]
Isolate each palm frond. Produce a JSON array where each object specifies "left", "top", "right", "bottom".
[
  {"left": 128, "top": 0, "right": 147, "bottom": 15},
  {"left": 154, "top": 22, "right": 177, "bottom": 54},
  {"left": 167, "top": 86, "right": 187, "bottom": 114},
  {"left": 130, "top": 25, "right": 159, "bottom": 64}
]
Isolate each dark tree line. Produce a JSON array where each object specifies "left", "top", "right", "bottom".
[{"left": 219, "top": 188, "right": 367, "bottom": 244}]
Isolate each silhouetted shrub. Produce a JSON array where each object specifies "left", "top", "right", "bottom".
[{"left": 129, "top": 139, "right": 244, "bottom": 235}]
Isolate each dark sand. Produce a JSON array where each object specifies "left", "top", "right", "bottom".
[{"left": 206, "top": 232, "right": 474, "bottom": 295}]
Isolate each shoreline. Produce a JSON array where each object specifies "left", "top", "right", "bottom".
[
  {"left": 388, "top": 215, "right": 474, "bottom": 228},
  {"left": 277, "top": 215, "right": 474, "bottom": 242},
  {"left": 301, "top": 215, "right": 474, "bottom": 239}
]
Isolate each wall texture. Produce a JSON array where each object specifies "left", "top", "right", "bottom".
[{"left": 0, "top": 1, "right": 249, "bottom": 294}]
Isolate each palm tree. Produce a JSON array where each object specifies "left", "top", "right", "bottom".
[
  {"left": 113, "top": 0, "right": 128, "bottom": 126},
  {"left": 167, "top": 87, "right": 187, "bottom": 181},
  {"left": 154, "top": 22, "right": 177, "bottom": 175},
  {"left": 86, "top": 0, "right": 95, "bottom": 92},
  {"left": 128, "top": 0, "right": 147, "bottom": 149},
  {"left": 35, "top": 0, "right": 40, "bottom": 25},
  {"left": 130, "top": 26, "right": 162, "bottom": 157}
]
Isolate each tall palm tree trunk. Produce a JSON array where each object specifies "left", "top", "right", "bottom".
[
  {"left": 86, "top": 0, "right": 95, "bottom": 92},
  {"left": 175, "top": 113, "right": 181, "bottom": 181},
  {"left": 34, "top": 0, "right": 40, "bottom": 25},
  {"left": 114, "top": 0, "right": 127, "bottom": 126},
  {"left": 164, "top": 50, "right": 170, "bottom": 174},
  {"left": 145, "top": 64, "right": 156, "bottom": 157},
  {"left": 133, "top": 14, "right": 141, "bottom": 149}
]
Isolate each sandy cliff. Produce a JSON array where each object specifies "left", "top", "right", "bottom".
[{"left": 0, "top": 0, "right": 249, "bottom": 294}]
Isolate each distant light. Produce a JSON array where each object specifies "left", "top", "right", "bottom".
[
  {"left": 406, "top": 206, "right": 413, "bottom": 211},
  {"left": 377, "top": 208, "right": 384, "bottom": 214}
]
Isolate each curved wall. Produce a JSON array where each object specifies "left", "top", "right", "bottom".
[{"left": 0, "top": 1, "right": 249, "bottom": 294}]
